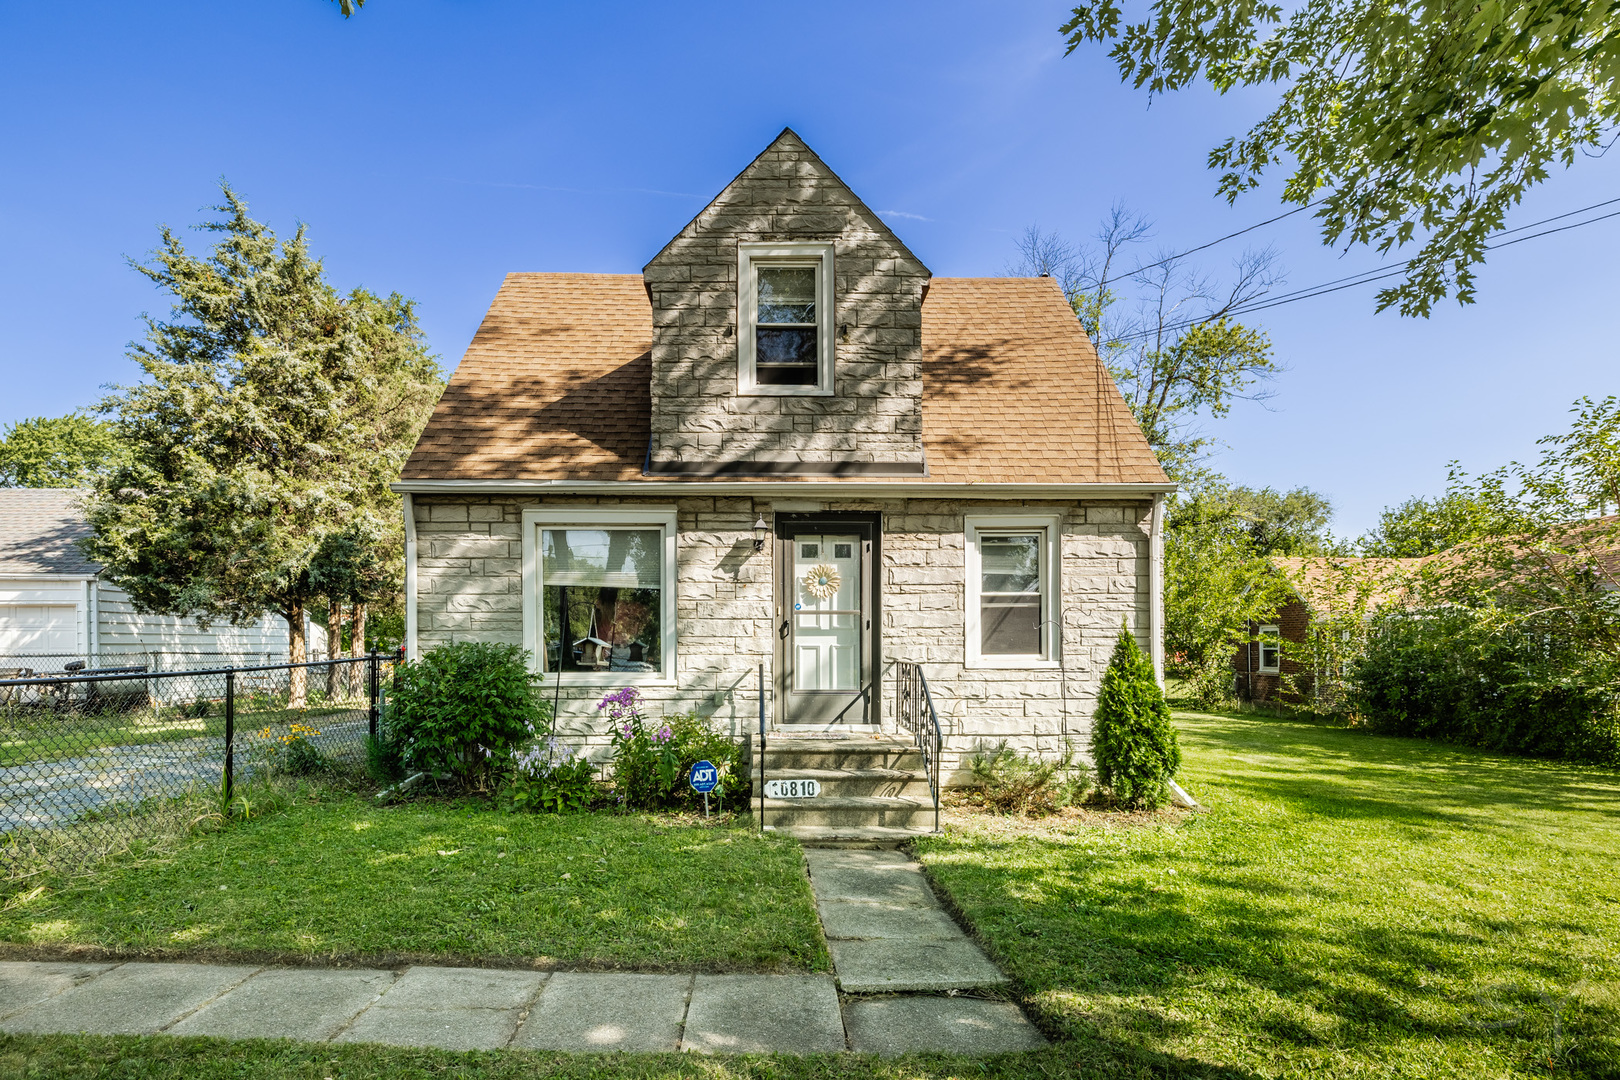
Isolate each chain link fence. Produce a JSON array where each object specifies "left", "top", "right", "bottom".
[{"left": 1, "top": 652, "right": 397, "bottom": 881}]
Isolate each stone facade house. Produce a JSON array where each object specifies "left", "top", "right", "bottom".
[{"left": 394, "top": 130, "right": 1172, "bottom": 815}]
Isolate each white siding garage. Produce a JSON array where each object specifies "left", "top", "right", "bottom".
[
  {"left": 0, "top": 603, "right": 78, "bottom": 654},
  {"left": 0, "top": 488, "right": 323, "bottom": 670}
]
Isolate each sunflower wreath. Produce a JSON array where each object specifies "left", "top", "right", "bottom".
[{"left": 801, "top": 563, "right": 842, "bottom": 600}]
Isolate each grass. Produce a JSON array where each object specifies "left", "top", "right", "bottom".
[
  {"left": 0, "top": 699, "right": 362, "bottom": 767},
  {"left": 916, "top": 710, "right": 1620, "bottom": 1079},
  {"left": 0, "top": 792, "right": 827, "bottom": 973},
  {"left": 3, "top": 714, "right": 1615, "bottom": 1078}
]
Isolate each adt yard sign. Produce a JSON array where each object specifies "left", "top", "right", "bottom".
[
  {"left": 689, "top": 760, "right": 719, "bottom": 793},
  {"left": 690, "top": 760, "right": 720, "bottom": 817}
]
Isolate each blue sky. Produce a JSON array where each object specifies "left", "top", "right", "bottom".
[{"left": 2, "top": 1, "right": 1615, "bottom": 538}]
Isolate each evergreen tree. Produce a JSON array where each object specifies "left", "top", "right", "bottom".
[
  {"left": 1091, "top": 625, "right": 1182, "bottom": 809},
  {"left": 82, "top": 186, "right": 440, "bottom": 704}
]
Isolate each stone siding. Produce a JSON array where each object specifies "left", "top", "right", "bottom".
[
  {"left": 643, "top": 130, "right": 930, "bottom": 467},
  {"left": 412, "top": 494, "right": 1152, "bottom": 783}
]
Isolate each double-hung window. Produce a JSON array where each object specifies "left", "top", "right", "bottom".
[
  {"left": 738, "top": 242, "right": 834, "bottom": 394},
  {"left": 1257, "top": 625, "right": 1281, "bottom": 673},
  {"left": 965, "top": 514, "right": 1061, "bottom": 667},
  {"left": 522, "top": 507, "right": 677, "bottom": 684}
]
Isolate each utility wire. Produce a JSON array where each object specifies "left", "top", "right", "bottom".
[
  {"left": 1097, "top": 202, "right": 1319, "bottom": 287},
  {"left": 1103, "top": 196, "right": 1620, "bottom": 342}
]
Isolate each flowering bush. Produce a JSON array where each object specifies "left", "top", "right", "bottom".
[
  {"left": 385, "top": 642, "right": 546, "bottom": 789},
  {"left": 505, "top": 729, "right": 598, "bottom": 813},
  {"left": 601, "top": 687, "right": 745, "bottom": 809}
]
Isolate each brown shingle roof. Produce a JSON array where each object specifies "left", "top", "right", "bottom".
[
  {"left": 401, "top": 273, "right": 1168, "bottom": 486},
  {"left": 1270, "top": 556, "right": 1424, "bottom": 614},
  {"left": 0, "top": 489, "right": 99, "bottom": 576}
]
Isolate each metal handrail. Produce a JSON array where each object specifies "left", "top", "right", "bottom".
[
  {"left": 895, "top": 660, "right": 942, "bottom": 833},
  {"left": 757, "top": 662, "right": 767, "bottom": 832}
]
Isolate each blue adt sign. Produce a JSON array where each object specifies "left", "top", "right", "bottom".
[{"left": 689, "top": 760, "right": 719, "bottom": 793}]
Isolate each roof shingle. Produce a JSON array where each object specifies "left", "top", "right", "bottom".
[
  {"left": 0, "top": 489, "right": 99, "bottom": 576},
  {"left": 401, "top": 273, "right": 1168, "bottom": 486}
]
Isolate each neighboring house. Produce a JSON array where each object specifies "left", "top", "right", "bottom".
[
  {"left": 1235, "top": 556, "right": 1420, "bottom": 702},
  {"left": 393, "top": 129, "right": 1173, "bottom": 791},
  {"left": 0, "top": 488, "right": 323, "bottom": 672}
]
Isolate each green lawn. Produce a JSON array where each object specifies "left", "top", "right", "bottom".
[
  {"left": 0, "top": 794, "right": 827, "bottom": 973},
  {"left": 916, "top": 710, "right": 1620, "bottom": 1079},
  {"left": 4, "top": 714, "right": 1616, "bottom": 1079},
  {"left": 0, "top": 701, "right": 363, "bottom": 767}
]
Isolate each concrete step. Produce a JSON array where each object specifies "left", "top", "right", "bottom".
[
  {"left": 771, "top": 823, "right": 937, "bottom": 848},
  {"left": 762, "top": 795, "right": 935, "bottom": 829},
  {"left": 763, "top": 738, "right": 922, "bottom": 771},
  {"left": 764, "top": 767, "right": 934, "bottom": 799}
]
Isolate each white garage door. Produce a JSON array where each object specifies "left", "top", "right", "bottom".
[{"left": 0, "top": 604, "right": 79, "bottom": 655}]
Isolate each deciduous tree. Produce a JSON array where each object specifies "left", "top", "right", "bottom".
[
  {"left": 1062, "top": 0, "right": 1620, "bottom": 315},
  {"left": 0, "top": 413, "right": 127, "bottom": 488}
]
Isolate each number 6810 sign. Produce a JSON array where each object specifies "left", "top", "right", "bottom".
[{"left": 764, "top": 778, "right": 821, "bottom": 799}]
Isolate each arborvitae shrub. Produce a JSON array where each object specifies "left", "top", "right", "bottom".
[{"left": 1091, "top": 625, "right": 1181, "bottom": 809}]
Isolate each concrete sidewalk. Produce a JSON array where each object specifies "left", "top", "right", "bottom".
[
  {"left": 803, "top": 848, "right": 1010, "bottom": 995},
  {"left": 0, "top": 960, "right": 1044, "bottom": 1056}
]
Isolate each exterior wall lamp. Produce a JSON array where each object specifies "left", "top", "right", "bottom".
[{"left": 753, "top": 514, "right": 768, "bottom": 552}]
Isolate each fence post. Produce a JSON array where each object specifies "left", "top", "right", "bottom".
[
  {"left": 223, "top": 668, "right": 235, "bottom": 806},
  {"left": 367, "top": 649, "right": 380, "bottom": 741}
]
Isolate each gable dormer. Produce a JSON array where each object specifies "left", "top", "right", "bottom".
[{"left": 642, "top": 129, "right": 931, "bottom": 475}]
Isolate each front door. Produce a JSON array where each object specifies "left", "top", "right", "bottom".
[{"left": 774, "top": 514, "right": 878, "bottom": 725}]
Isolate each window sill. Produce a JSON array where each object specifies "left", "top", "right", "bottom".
[
  {"left": 739, "top": 384, "right": 834, "bottom": 397},
  {"left": 534, "top": 671, "right": 678, "bottom": 688},
  {"left": 965, "top": 658, "right": 1061, "bottom": 671}
]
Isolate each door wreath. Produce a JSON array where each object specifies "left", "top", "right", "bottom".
[{"left": 801, "top": 563, "right": 842, "bottom": 600}]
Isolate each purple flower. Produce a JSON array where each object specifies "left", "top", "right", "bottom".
[{"left": 653, "top": 725, "right": 673, "bottom": 744}]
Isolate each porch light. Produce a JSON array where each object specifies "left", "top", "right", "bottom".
[{"left": 753, "top": 514, "right": 769, "bottom": 552}]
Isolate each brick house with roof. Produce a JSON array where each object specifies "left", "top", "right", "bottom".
[{"left": 393, "top": 130, "right": 1172, "bottom": 828}]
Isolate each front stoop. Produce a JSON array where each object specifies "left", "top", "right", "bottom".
[{"left": 759, "top": 736, "right": 937, "bottom": 848}]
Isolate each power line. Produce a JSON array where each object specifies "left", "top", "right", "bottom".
[
  {"left": 1097, "top": 202, "right": 1319, "bottom": 287},
  {"left": 1103, "top": 196, "right": 1620, "bottom": 342}
]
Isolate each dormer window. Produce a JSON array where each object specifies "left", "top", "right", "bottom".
[{"left": 739, "top": 242, "right": 834, "bottom": 395}]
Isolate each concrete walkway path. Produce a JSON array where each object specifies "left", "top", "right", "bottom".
[
  {"left": 0, "top": 959, "right": 1044, "bottom": 1056},
  {"left": 803, "top": 848, "right": 1010, "bottom": 994}
]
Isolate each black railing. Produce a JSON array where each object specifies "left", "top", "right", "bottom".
[
  {"left": 756, "top": 662, "right": 767, "bottom": 832},
  {"left": 895, "top": 660, "right": 942, "bottom": 833},
  {"left": 1, "top": 651, "right": 395, "bottom": 880}
]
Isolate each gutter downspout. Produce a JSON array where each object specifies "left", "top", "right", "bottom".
[
  {"left": 88, "top": 576, "right": 100, "bottom": 666},
  {"left": 403, "top": 492, "right": 419, "bottom": 662},
  {"left": 1149, "top": 492, "right": 1165, "bottom": 688}
]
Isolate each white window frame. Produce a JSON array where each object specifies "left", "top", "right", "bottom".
[
  {"left": 738, "top": 242, "right": 835, "bottom": 396},
  {"left": 1257, "top": 624, "right": 1281, "bottom": 674},
  {"left": 521, "top": 506, "right": 678, "bottom": 686},
  {"left": 964, "top": 513, "right": 1062, "bottom": 669}
]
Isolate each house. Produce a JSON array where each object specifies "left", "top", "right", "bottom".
[
  {"left": 0, "top": 488, "right": 323, "bottom": 672},
  {"left": 1235, "top": 555, "right": 1420, "bottom": 702},
  {"left": 393, "top": 129, "right": 1173, "bottom": 805}
]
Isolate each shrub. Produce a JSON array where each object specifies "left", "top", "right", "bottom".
[
  {"left": 1091, "top": 626, "right": 1182, "bottom": 809},
  {"left": 600, "top": 688, "right": 745, "bottom": 809},
  {"left": 504, "top": 737, "right": 599, "bottom": 813},
  {"left": 968, "top": 741, "right": 1091, "bottom": 815},
  {"left": 1354, "top": 609, "right": 1620, "bottom": 765},
  {"left": 385, "top": 642, "right": 547, "bottom": 788}
]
